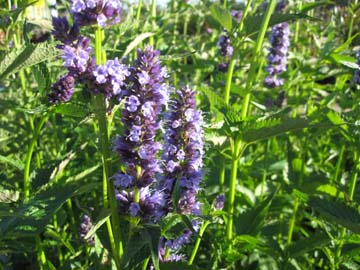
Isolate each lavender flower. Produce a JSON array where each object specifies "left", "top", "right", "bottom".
[
  {"left": 48, "top": 74, "right": 75, "bottom": 104},
  {"left": 79, "top": 215, "right": 95, "bottom": 246},
  {"left": 160, "top": 86, "right": 204, "bottom": 215},
  {"left": 217, "top": 34, "right": 233, "bottom": 58},
  {"left": 264, "top": 22, "right": 290, "bottom": 88},
  {"left": 61, "top": 37, "right": 92, "bottom": 75},
  {"left": 71, "top": 0, "right": 121, "bottom": 27},
  {"left": 354, "top": 50, "right": 360, "bottom": 85},
  {"left": 231, "top": 10, "right": 243, "bottom": 23},
  {"left": 113, "top": 46, "right": 168, "bottom": 219},
  {"left": 51, "top": 17, "right": 79, "bottom": 45}
]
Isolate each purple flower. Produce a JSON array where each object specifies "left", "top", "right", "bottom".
[
  {"left": 214, "top": 194, "right": 225, "bottom": 210},
  {"left": 79, "top": 215, "right": 95, "bottom": 246},
  {"left": 48, "top": 74, "right": 75, "bottom": 104},
  {"left": 160, "top": 86, "right": 204, "bottom": 215},
  {"left": 52, "top": 17, "right": 80, "bottom": 46},
  {"left": 71, "top": 0, "right": 121, "bottom": 27},
  {"left": 61, "top": 37, "right": 92, "bottom": 74},
  {"left": 264, "top": 22, "right": 290, "bottom": 88},
  {"left": 354, "top": 50, "right": 360, "bottom": 85},
  {"left": 218, "top": 35, "right": 233, "bottom": 58},
  {"left": 92, "top": 58, "right": 129, "bottom": 97}
]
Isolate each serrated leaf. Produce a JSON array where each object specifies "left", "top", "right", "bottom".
[
  {"left": 0, "top": 188, "right": 20, "bottom": 203},
  {"left": 308, "top": 197, "right": 360, "bottom": 233},
  {"left": 236, "top": 192, "right": 276, "bottom": 235},
  {"left": 120, "top": 231, "right": 148, "bottom": 269},
  {"left": 286, "top": 234, "right": 331, "bottom": 259},
  {"left": 241, "top": 117, "right": 313, "bottom": 144},
  {"left": 142, "top": 225, "right": 161, "bottom": 270},
  {"left": 0, "top": 43, "right": 59, "bottom": 80},
  {"left": 210, "top": 4, "right": 232, "bottom": 32},
  {"left": 84, "top": 209, "right": 111, "bottom": 241},
  {"left": 0, "top": 154, "right": 24, "bottom": 170},
  {"left": 123, "top": 32, "right": 155, "bottom": 57},
  {"left": 54, "top": 103, "right": 90, "bottom": 118},
  {"left": 15, "top": 105, "right": 48, "bottom": 114}
]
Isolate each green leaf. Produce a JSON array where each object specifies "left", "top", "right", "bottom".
[
  {"left": 286, "top": 234, "right": 331, "bottom": 259},
  {"left": 142, "top": 225, "right": 161, "bottom": 270},
  {"left": 240, "top": 117, "right": 312, "bottom": 144},
  {"left": 0, "top": 154, "right": 24, "bottom": 170},
  {"left": 123, "top": 32, "right": 155, "bottom": 57},
  {"left": 0, "top": 43, "right": 59, "bottom": 80},
  {"left": 54, "top": 103, "right": 90, "bottom": 118},
  {"left": 236, "top": 192, "right": 276, "bottom": 235},
  {"left": 308, "top": 197, "right": 360, "bottom": 233},
  {"left": 244, "top": 13, "right": 316, "bottom": 37},
  {"left": 300, "top": 1, "right": 333, "bottom": 13},
  {"left": 84, "top": 209, "right": 111, "bottom": 241},
  {"left": 210, "top": 4, "right": 232, "bottom": 32},
  {"left": 160, "top": 262, "right": 204, "bottom": 270},
  {"left": 121, "top": 231, "right": 148, "bottom": 269}
]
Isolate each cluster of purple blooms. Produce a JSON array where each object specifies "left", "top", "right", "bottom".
[
  {"left": 354, "top": 50, "right": 360, "bottom": 85},
  {"left": 48, "top": 0, "right": 125, "bottom": 104},
  {"left": 71, "top": 0, "right": 121, "bottom": 27},
  {"left": 264, "top": 22, "right": 290, "bottom": 88},
  {"left": 113, "top": 46, "right": 169, "bottom": 220},
  {"left": 79, "top": 215, "right": 95, "bottom": 246}
]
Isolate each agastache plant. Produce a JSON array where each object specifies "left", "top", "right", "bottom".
[
  {"left": 113, "top": 46, "right": 168, "bottom": 220},
  {"left": 79, "top": 215, "right": 95, "bottom": 246},
  {"left": 264, "top": 22, "right": 290, "bottom": 88}
]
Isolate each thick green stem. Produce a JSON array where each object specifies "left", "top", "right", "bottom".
[
  {"left": 347, "top": 0, "right": 358, "bottom": 40},
  {"left": 94, "top": 27, "right": 123, "bottom": 267},
  {"left": 224, "top": 59, "right": 236, "bottom": 105},
  {"left": 223, "top": 0, "right": 227, "bottom": 9},
  {"left": 188, "top": 220, "right": 210, "bottom": 265},
  {"left": 226, "top": 138, "right": 242, "bottom": 240}
]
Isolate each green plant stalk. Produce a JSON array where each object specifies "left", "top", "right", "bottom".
[
  {"left": 347, "top": 0, "right": 358, "bottom": 40},
  {"left": 142, "top": 257, "right": 150, "bottom": 270},
  {"left": 224, "top": 59, "right": 236, "bottom": 105},
  {"left": 334, "top": 144, "right": 345, "bottom": 183},
  {"left": 188, "top": 220, "right": 210, "bottom": 265},
  {"left": 223, "top": 0, "right": 227, "bottom": 9},
  {"left": 335, "top": 150, "right": 359, "bottom": 266},
  {"left": 294, "top": 0, "right": 302, "bottom": 43},
  {"left": 94, "top": 27, "right": 123, "bottom": 267},
  {"left": 226, "top": 0, "right": 276, "bottom": 241},
  {"left": 136, "top": 0, "right": 143, "bottom": 21},
  {"left": 149, "top": 0, "right": 156, "bottom": 46},
  {"left": 226, "top": 138, "right": 242, "bottom": 240},
  {"left": 241, "top": 0, "right": 276, "bottom": 118}
]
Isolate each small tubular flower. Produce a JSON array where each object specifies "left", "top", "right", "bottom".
[
  {"left": 79, "top": 215, "right": 95, "bottom": 245},
  {"left": 71, "top": 0, "right": 121, "bottom": 27},
  {"left": 217, "top": 34, "right": 233, "bottom": 58},
  {"left": 51, "top": 17, "right": 80, "bottom": 45},
  {"left": 264, "top": 22, "right": 290, "bottom": 88}
]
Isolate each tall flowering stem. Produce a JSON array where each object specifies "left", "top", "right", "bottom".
[
  {"left": 92, "top": 26, "right": 123, "bottom": 267},
  {"left": 226, "top": 0, "right": 277, "bottom": 242}
]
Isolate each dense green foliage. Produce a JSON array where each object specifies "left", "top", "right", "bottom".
[{"left": 1, "top": 0, "right": 360, "bottom": 269}]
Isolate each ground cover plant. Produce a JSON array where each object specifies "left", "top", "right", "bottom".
[{"left": 1, "top": 0, "right": 360, "bottom": 269}]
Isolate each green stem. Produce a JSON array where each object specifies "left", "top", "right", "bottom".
[
  {"left": 287, "top": 199, "right": 299, "bottom": 245},
  {"left": 94, "top": 27, "right": 123, "bottom": 268},
  {"left": 223, "top": 0, "right": 227, "bottom": 9},
  {"left": 149, "top": 0, "right": 156, "bottom": 46},
  {"left": 142, "top": 257, "right": 150, "bottom": 270},
  {"left": 136, "top": 0, "right": 143, "bottom": 21},
  {"left": 219, "top": 159, "right": 226, "bottom": 189},
  {"left": 334, "top": 144, "right": 345, "bottom": 184},
  {"left": 36, "top": 235, "right": 47, "bottom": 270},
  {"left": 188, "top": 220, "right": 210, "bottom": 265},
  {"left": 224, "top": 59, "right": 236, "bottom": 105},
  {"left": 23, "top": 116, "right": 47, "bottom": 198},
  {"left": 226, "top": 138, "right": 242, "bottom": 240},
  {"left": 241, "top": 0, "right": 276, "bottom": 118},
  {"left": 347, "top": 0, "right": 358, "bottom": 40}
]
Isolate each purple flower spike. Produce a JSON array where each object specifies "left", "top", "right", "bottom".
[
  {"left": 354, "top": 50, "right": 360, "bottom": 85},
  {"left": 51, "top": 17, "right": 80, "bottom": 46},
  {"left": 113, "top": 46, "right": 169, "bottom": 219},
  {"left": 160, "top": 86, "right": 204, "bottom": 215},
  {"left": 71, "top": 0, "right": 121, "bottom": 27},
  {"left": 214, "top": 194, "right": 225, "bottom": 210},
  {"left": 62, "top": 37, "right": 92, "bottom": 74},
  {"left": 79, "top": 215, "right": 95, "bottom": 246},
  {"left": 218, "top": 35, "right": 233, "bottom": 58},
  {"left": 264, "top": 22, "right": 290, "bottom": 88},
  {"left": 48, "top": 74, "right": 75, "bottom": 104}
]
